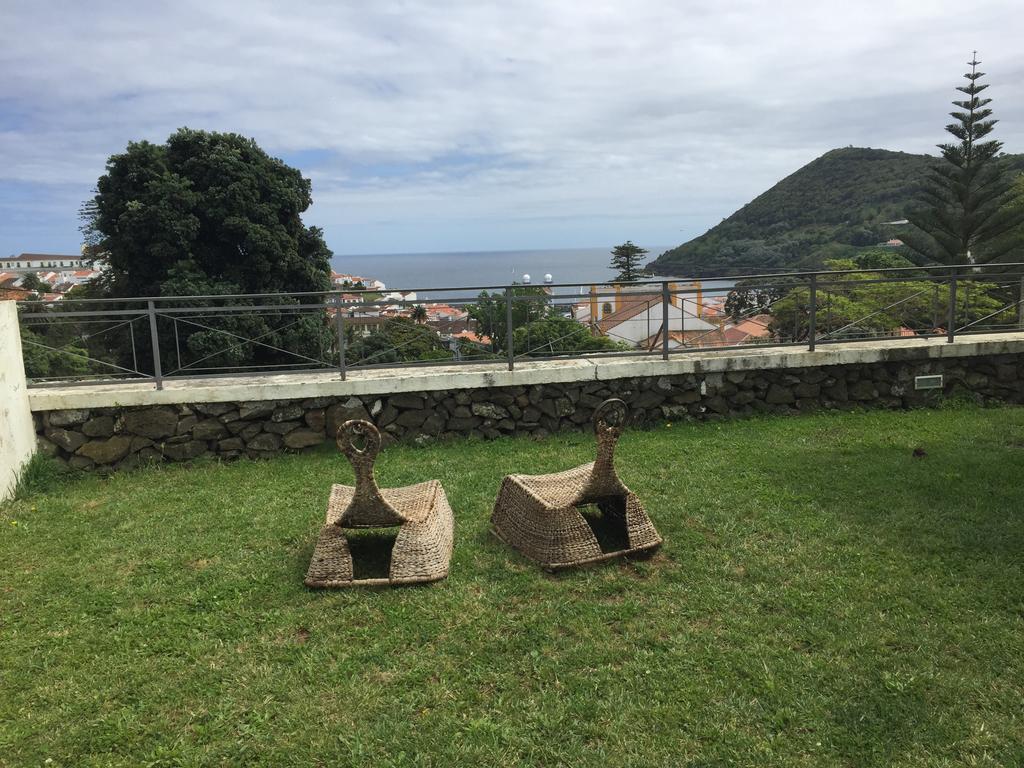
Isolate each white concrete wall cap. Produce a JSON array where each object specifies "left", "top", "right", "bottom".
[{"left": 26, "top": 332, "right": 1024, "bottom": 412}]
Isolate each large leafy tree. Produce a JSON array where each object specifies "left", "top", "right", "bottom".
[
  {"left": 904, "top": 55, "right": 1024, "bottom": 265},
  {"left": 82, "top": 127, "right": 332, "bottom": 296},
  {"left": 345, "top": 317, "right": 451, "bottom": 366},
  {"left": 78, "top": 128, "right": 334, "bottom": 374},
  {"left": 725, "top": 251, "right": 924, "bottom": 322},
  {"left": 17, "top": 297, "right": 92, "bottom": 379},
  {"left": 609, "top": 241, "right": 649, "bottom": 282},
  {"left": 466, "top": 285, "right": 550, "bottom": 352},
  {"left": 769, "top": 259, "right": 1012, "bottom": 341},
  {"left": 512, "top": 315, "right": 628, "bottom": 356},
  {"left": 725, "top": 277, "right": 790, "bottom": 321}
]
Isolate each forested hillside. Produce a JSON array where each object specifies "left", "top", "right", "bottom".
[{"left": 651, "top": 147, "right": 1024, "bottom": 276}]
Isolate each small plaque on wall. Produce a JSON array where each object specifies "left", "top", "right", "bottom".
[{"left": 914, "top": 375, "right": 943, "bottom": 390}]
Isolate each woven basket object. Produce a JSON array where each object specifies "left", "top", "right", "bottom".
[
  {"left": 490, "top": 398, "right": 662, "bottom": 570},
  {"left": 305, "top": 420, "right": 454, "bottom": 587}
]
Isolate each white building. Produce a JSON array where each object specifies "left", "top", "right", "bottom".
[
  {"left": 0, "top": 253, "right": 89, "bottom": 273},
  {"left": 330, "top": 271, "right": 386, "bottom": 292},
  {"left": 574, "top": 284, "right": 718, "bottom": 349},
  {"left": 381, "top": 290, "right": 416, "bottom": 305}
]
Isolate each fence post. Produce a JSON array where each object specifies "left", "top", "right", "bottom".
[
  {"left": 334, "top": 297, "right": 346, "bottom": 381},
  {"left": 505, "top": 287, "right": 514, "bottom": 371},
  {"left": 661, "top": 282, "right": 670, "bottom": 360},
  {"left": 146, "top": 300, "right": 163, "bottom": 390},
  {"left": 947, "top": 270, "right": 957, "bottom": 343},
  {"left": 808, "top": 273, "right": 817, "bottom": 352},
  {"left": 1018, "top": 275, "right": 1024, "bottom": 330}
]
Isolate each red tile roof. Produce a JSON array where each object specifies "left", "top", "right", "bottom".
[
  {"left": 452, "top": 329, "right": 491, "bottom": 345},
  {"left": 711, "top": 314, "right": 773, "bottom": 344},
  {"left": 596, "top": 292, "right": 662, "bottom": 333},
  {"left": 0, "top": 288, "right": 33, "bottom": 300}
]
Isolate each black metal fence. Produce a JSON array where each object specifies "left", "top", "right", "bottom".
[{"left": 15, "top": 262, "right": 1024, "bottom": 389}]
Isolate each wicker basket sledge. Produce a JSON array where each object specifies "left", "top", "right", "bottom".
[
  {"left": 305, "top": 419, "right": 454, "bottom": 587},
  {"left": 490, "top": 398, "right": 662, "bottom": 570}
]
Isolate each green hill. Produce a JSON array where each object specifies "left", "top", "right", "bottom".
[{"left": 650, "top": 147, "right": 1024, "bottom": 276}]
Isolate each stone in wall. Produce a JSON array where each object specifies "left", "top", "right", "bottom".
[
  {"left": 122, "top": 407, "right": 178, "bottom": 439},
  {"left": 284, "top": 429, "right": 327, "bottom": 449},
  {"left": 326, "top": 397, "right": 369, "bottom": 436}
]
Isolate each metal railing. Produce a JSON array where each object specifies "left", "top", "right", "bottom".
[{"left": 14, "top": 262, "right": 1024, "bottom": 389}]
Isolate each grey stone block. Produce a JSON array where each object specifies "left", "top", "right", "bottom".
[
  {"left": 76, "top": 436, "right": 133, "bottom": 465},
  {"left": 45, "top": 427, "right": 87, "bottom": 453},
  {"left": 82, "top": 416, "right": 115, "bottom": 438},
  {"left": 47, "top": 409, "right": 90, "bottom": 427},
  {"left": 284, "top": 429, "right": 326, "bottom": 449},
  {"left": 124, "top": 407, "right": 178, "bottom": 439}
]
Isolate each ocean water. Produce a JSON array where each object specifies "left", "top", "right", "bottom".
[{"left": 331, "top": 247, "right": 676, "bottom": 293}]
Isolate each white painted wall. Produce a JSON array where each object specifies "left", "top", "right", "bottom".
[{"left": 0, "top": 301, "right": 36, "bottom": 501}]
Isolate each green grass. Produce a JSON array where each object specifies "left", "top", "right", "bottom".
[{"left": 2, "top": 406, "right": 1024, "bottom": 767}]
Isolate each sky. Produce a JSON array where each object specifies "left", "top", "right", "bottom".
[{"left": 2, "top": 0, "right": 1023, "bottom": 258}]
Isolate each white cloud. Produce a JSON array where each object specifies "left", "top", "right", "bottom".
[{"left": 1, "top": 0, "right": 1022, "bottom": 255}]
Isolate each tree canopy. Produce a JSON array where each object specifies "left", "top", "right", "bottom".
[
  {"left": 345, "top": 317, "right": 452, "bottom": 366},
  {"left": 72, "top": 128, "right": 335, "bottom": 376},
  {"left": 512, "top": 314, "right": 628, "bottom": 356},
  {"left": 903, "top": 55, "right": 1024, "bottom": 265},
  {"left": 20, "top": 273, "right": 46, "bottom": 293},
  {"left": 17, "top": 297, "right": 92, "bottom": 380},
  {"left": 609, "top": 241, "right": 649, "bottom": 282},
  {"left": 82, "top": 127, "right": 332, "bottom": 298},
  {"left": 767, "top": 259, "right": 1012, "bottom": 341},
  {"left": 466, "top": 285, "right": 550, "bottom": 352},
  {"left": 724, "top": 249, "right": 925, "bottom": 322}
]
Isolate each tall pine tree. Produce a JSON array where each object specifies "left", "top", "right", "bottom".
[
  {"left": 609, "top": 241, "right": 649, "bottom": 282},
  {"left": 904, "top": 54, "right": 1024, "bottom": 265}
]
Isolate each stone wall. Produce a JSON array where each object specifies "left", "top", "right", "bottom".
[{"left": 33, "top": 352, "right": 1024, "bottom": 471}]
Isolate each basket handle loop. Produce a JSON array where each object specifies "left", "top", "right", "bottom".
[
  {"left": 591, "top": 398, "right": 627, "bottom": 482},
  {"left": 593, "top": 397, "right": 627, "bottom": 437},
  {"left": 336, "top": 419, "right": 384, "bottom": 493},
  {"left": 337, "top": 418, "right": 382, "bottom": 460}
]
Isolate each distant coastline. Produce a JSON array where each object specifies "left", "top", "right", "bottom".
[{"left": 332, "top": 246, "right": 676, "bottom": 293}]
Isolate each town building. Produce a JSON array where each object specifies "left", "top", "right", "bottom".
[
  {"left": 573, "top": 283, "right": 718, "bottom": 349},
  {"left": 0, "top": 252, "right": 106, "bottom": 300},
  {"left": 719, "top": 314, "right": 773, "bottom": 345},
  {"left": 330, "top": 271, "right": 386, "bottom": 292},
  {"left": 0, "top": 253, "right": 89, "bottom": 272}
]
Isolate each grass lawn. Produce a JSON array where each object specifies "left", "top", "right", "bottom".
[{"left": 2, "top": 405, "right": 1024, "bottom": 767}]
